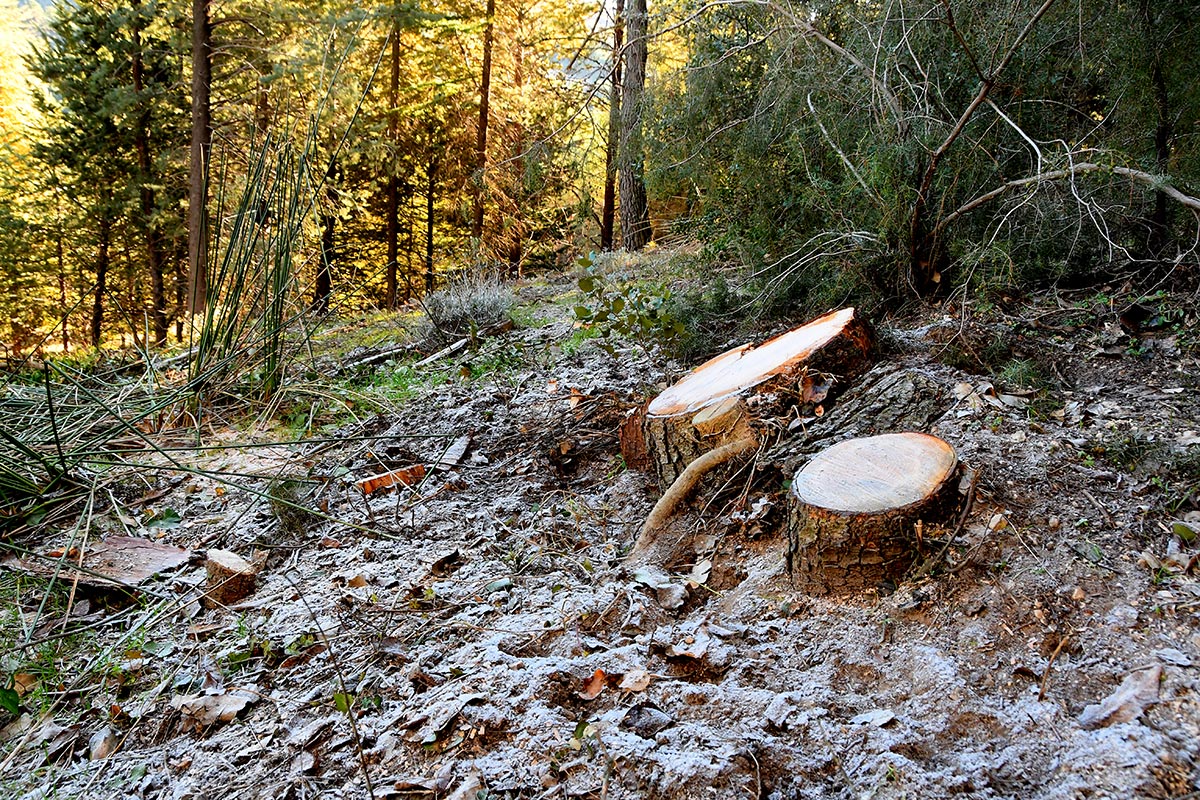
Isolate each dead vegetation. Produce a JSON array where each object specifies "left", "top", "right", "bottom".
[{"left": 1, "top": 268, "right": 1199, "bottom": 799}]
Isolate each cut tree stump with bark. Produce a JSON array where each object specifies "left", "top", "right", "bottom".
[
  {"left": 630, "top": 308, "right": 875, "bottom": 555},
  {"left": 203, "top": 549, "right": 259, "bottom": 607},
  {"left": 786, "top": 432, "right": 959, "bottom": 594}
]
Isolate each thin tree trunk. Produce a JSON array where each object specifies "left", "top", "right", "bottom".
[
  {"left": 385, "top": 26, "right": 400, "bottom": 308},
  {"left": 57, "top": 228, "right": 68, "bottom": 351},
  {"left": 188, "top": 0, "right": 212, "bottom": 316},
  {"left": 425, "top": 156, "right": 437, "bottom": 294},
  {"left": 471, "top": 0, "right": 495, "bottom": 240},
  {"left": 131, "top": 0, "right": 167, "bottom": 346},
  {"left": 313, "top": 161, "right": 337, "bottom": 312},
  {"left": 600, "top": 0, "right": 624, "bottom": 251},
  {"left": 1140, "top": 0, "right": 1172, "bottom": 257},
  {"left": 618, "top": 0, "right": 650, "bottom": 251},
  {"left": 92, "top": 212, "right": 111, "bottom": 348}
]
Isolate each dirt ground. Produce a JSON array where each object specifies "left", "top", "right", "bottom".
[{"left": 2, "top": 278, "right": 1198, "bottom": 799}]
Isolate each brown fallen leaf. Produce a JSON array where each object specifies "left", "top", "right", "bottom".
[
  {"left": 357, "top": 463, "right": 427, "bottom": 495},
  {"left": 172, "top": 692, "right": 256, "bottom": 731},
  {"left": 618, "top": 669, "right": 652, "bottom": 693},
  {"left": 1078, "top": 665, "right": 1162, "bottom": 729},
  {"left": 578, "top": 668, "right": 606, "bottom": 700},
  {"left": 4, "top": 536, "right": 190, "bottom": 588}
]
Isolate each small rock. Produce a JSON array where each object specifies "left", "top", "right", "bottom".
[
  {"left": 621, "top": 704, "right": 673, "bottom": 738},
  {"left": 850, "top": 709, "right": 896, "bottom": 727},
  {"left": 1105, "top": 604, "right": 1138, "bottom": 629},
  {"left": 655, "top": 584, "right": 687, "bottom": 610},
  {"left": 1154, "top": 648, "right": 1193, "bottom": 667}
]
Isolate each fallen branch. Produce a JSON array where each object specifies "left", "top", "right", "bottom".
[
  {"left": 935, "top": 163, "right": 1200, "bottom": 235},
  {"left": 632, "top": 435, "right": 757, "bottom": 556}
]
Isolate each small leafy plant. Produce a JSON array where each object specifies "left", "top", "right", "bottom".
[{"left": 571, "top": 256, "right": 684, "bottom": 354}]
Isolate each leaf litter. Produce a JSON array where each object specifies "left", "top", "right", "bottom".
[{"left": 1, "top": 282, "right": 1199, "bottom": 799}]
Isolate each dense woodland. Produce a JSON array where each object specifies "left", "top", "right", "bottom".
[{"left": 0, "top": 0, "right": 1197, "bottom": 354}]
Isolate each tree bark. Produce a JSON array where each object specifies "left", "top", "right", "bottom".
[
  {"left": 313, "top": 161, "right": 337, "bottom": 313},
  {"left": 425, "top": 154, "right": 438, "bottom": 294},
  {"left": 1140, "top": 0, "right": 1173, "bottom": 258},
  {"left": 131, "top": 0, "right": 168, "bottom": 346},
  {"left": 385, "top": 27, "right": 400, "bottom": 308},
  {"left": 787, "top": 433, "right": 959, "bottom": 594},
  {"left": 187, "top": 0, "right": 212, "bottom": 316},
  {"left": 471, "top": 0, "right": 495, "bottom": 241},
  {"left": 92, "top": 211, "right": 111, "bottom": 348},
  {"left": 600, "top": 0, "right": 624, "bottom": 251},
  {"left": 57, "top": 227, "right": 68, "bottom": 351},
  {"left": 641, "top": 308, "right": 875, "bottom": 489},
  {"left": 617, "top": 0, "right": 650, "bottom": 250}
]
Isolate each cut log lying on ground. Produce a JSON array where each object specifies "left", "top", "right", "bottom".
[
  {"left": 204, "top": 549, "right": 259, "bottom": 607},
  {"left": 630, "top": 308, "right": 875, "bottom": 555},
  {"left": 787, "top": 432, "right": 959, "bottom": 594}
]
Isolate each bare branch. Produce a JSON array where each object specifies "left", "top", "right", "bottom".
[{"left": 935, "top": 162, "right": 1200, "bottom": 235}]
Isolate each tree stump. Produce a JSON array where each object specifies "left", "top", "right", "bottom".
[
  {"left": 642, "top": 307, "right": 876, "bottom": 489},
  {"left": 204, "top": 549, "right": 259, "bottom": 607},
  {"left": 629, "top": 308, "right": 876, "bottom": 558},
  {"left": 786, "top": 432, "right": 959, "bottom": 594}
]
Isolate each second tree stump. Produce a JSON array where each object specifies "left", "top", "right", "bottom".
[
  {"left": 786, "top": 432, "right": 959, "bottom": 594},
  {"left": 641, "top": 307, "right": 875, "bottom": 489}
]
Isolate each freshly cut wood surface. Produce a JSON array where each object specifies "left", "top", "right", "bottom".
[
  {"left": 204, "top": 549, "right": 258, "bottom": 607},
  {"left": 648, "top": 307, "right": 864, "bottom": 417},
  {"left": 791, "top": 433, "right": 957, "bottom": 514},
  {"left": 787, "top": 432, "right": 960, "bottom": 594},
  {"left": 642, "top": 307, "right": 875, "bottom": 489}
]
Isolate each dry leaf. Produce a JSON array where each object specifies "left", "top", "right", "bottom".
[
  {"left": 1078, "top": 666, "right": 1161, "bottom": 729},
  {"left": 618, "top": 669, "right": 652, "bottom": 692},
  {"left": 358, "top": 463, "right": 427, "bottom": 495},
  {"left": 578, "top": 669, "right": 606, "bottom": 700},
  {"left": 5, "top": 536, "right": 190, "bottom": 588},
  {"left": 172, "top": 692, "right": 254, "bottom": 730}
]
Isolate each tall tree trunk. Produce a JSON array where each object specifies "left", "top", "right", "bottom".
[
  {"left": 618, "top": 0, "right": 651, "bottom": 251},
  {"left": 600, "top": 0, "right": 624, "bottom": 251},
  {"left": 188, "top": 0, "right": 212, "bottom": 316},
  {"left": 507, "top": 26, "right": 526, "bottom": 275},
  {"left": 1140, "top": 0, "right": 1172, "bottom": 258},
  {"left": 385, "top": 26, "right": 401, "bottom": 308},
  {"left": 131, "top": 0, "right": 168, "bottom": 346},
  {"left": 92, "top": 211, "right": 111, "bottom": 348},
  {"left": 313, "top": 161, "right": 338, "bottom": 312},
  {"left": 471, "top": 0, "right": 495, "bottom": 241},
  {"left": 425, "top": 155, "right": 438, "bottom": 294},
  {"left": 57, "top": 226, "right": 68, "bottom": 351}
]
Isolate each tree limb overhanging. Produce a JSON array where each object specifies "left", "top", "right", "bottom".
[{"left": 934, "top": 163, "right": 1200, "bottom": 236}]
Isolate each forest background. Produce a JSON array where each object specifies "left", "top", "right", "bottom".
[{"left": 0, "top": 0, "right": 1197, "bottom": 357}]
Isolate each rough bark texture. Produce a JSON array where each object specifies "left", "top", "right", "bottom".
[
  {"left": 131, "top": 0, "right": 168, "bottom": 346},
  {"left": 187, "top": 0, "right": 212, "bottom": 316},
  {"left": 617, "top": 0, "right": 650, "bottom": 250},
  {"left": 786, "top": 433, "right": 959, "bottom": 595},
  {"left": 204, "top": 549, "right": 258, "bottom": 607},
  {"left": 385, "top": 28, "right": 400, "bottom": 309},
  {"left": 643, "top": 308, "right": 876, "bottom": 489},
  {"left": 600, "top": 0, "right": 624, "bottom": 251},
  {"left": 471, "top": 0, "right": 495, "bottom": 240}
]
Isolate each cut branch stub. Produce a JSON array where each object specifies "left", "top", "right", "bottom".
[
  {"left": 643, "top": 307, "right": 875, "bottom": 489},
  {"left": 787, "top": 432, "right": 959, "bottom": 594}
]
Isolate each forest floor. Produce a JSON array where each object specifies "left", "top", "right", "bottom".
[{"left": 1, "top": 265, "right": 1199, "bottom": 799}]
